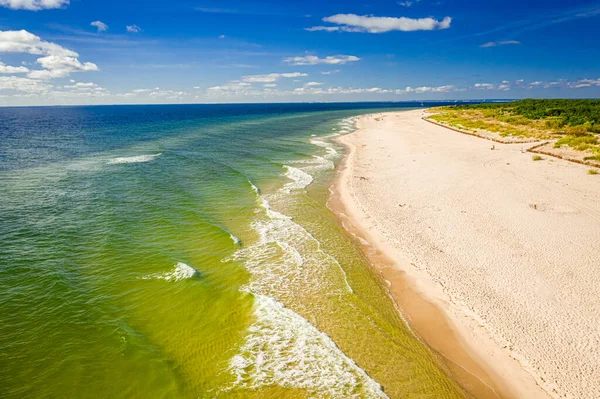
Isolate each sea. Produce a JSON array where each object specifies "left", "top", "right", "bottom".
[{"left": 0, "top": 103, "right": 468, "bottom": 398}]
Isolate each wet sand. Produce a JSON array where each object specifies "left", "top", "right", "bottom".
[{"left": 330, "top": 109, "right": 600, "bottom": 399}]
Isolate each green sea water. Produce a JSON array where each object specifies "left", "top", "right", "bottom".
[{"left": 0, "top": 104, "right": 468, "bottom": 398}]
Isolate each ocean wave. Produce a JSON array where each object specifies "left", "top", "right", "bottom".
[
  {"left": 230, "top": 233, "right": 242, "bottom": 245},
  {"left": 283, "top": 166, "right": 313, "bottom": 192},
  {"left": 309, "top": 139, "right": 339, "bottom": 159},
  {"left": 107, "top": 153, "right": 162, "bottom": 165},
  {"left": 142, "top": 262, "right": 198, "bottom": 282},
  {"left": 337, "top": 117, "right": 357, "bottom": 133},
  {"left": 248, "top": 180, "right": 260, "bottom": 195},
  {"left": 229, "top": 294, "right": 388, "bottom": 398}
]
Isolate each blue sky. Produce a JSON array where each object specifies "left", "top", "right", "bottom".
[{"left": 1, "top": 0, "right": 599, "bottom": 105}]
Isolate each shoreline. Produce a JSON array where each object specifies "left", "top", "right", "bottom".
[
  {"left": 329, "top": 120, "right": 534, "bottom": 399},
  {"left": 329, "top": 109, "right": 600, "bottom": 398}
]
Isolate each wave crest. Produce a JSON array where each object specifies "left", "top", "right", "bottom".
[
  {"left": 142, "top": 262, "right": 198, "bottom": 282},
  {"left": 107, "top": 153, "right": 162, "bottom": 165}
]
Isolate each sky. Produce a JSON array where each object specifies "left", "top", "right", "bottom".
[{"left": 0, "top": 0, "right": 599, "bottom": 105}]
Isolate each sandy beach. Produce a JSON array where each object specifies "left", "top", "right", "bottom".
[{"left": 333, "top": 109, "right": 600, "bottom": 399}]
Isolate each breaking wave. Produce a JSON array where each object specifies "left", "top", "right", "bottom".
[
  {"left": 229, "top": 294, "right": 388, "bottom": 398},
  {"left": 283, "top": 166, "right": 313, "bottom": 192},
  {"left": 142, "top": 262, "right": 198, "bottom": 282}
]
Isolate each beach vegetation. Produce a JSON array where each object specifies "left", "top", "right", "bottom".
[
  {"left": 554, "top": 135, "right": 598, "bottom": 151},
  {"left": 532, "top": 155, "right": 543, "bottom": 161},
  {"left": 428, "top": 100, "right": 600, "bottom": 160},
  {"left": 589, "top": 169, "right": 598, "bottom": 175}
]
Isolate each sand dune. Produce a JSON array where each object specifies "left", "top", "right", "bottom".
[{"left": 335, "top": 110, "right": 600, "bottom": 399}]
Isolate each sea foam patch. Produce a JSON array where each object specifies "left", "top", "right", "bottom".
[
  {"left": 107, "top": 153, "right": 162, "bottom": 165},
  {"left": 229, "top": 294, "right": 388, "bottom": 398}
]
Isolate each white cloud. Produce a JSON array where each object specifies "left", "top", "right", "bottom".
[
  {"left": 480, "top": 40, "right": 520, "bottom": 48},
  {"left": 126, "top": 25, "right": 142, "bottom": 33},
  {"left": 283, "top": 55, "right": 360, "bottom": 66},
  {"left": 264, "top": 83, "right": 277, "bottom": 87},
  {"left": 0, "top": 62, "right": 28, "bottom": 73},
  {"left": 29, "top": 55, "right": 98, "bottom": 79},
  {"left": 0, "top": 75, "right": 52, "bottom": 93},
  {"left": 218, "top": 34, "right": 226, "bottom": 39},
  {"left": 294, "top": 86, "right": 395, "bottom": 95},
  {"left": 321, "top": 70, "right": 340, "bottom": 75},
  {"left": 567, "top": 78, "right": 600, "bottom": 88},
  {"left": 149, "top": 89, "right": 189, "bottom": 98},
  {"left": 398, "top": 0, "right": 421, "bottom": 7},
  {"left": 0, "top": 0, "right": 68, "bottom": 10},
  {"left": 497, "top": 81, "right": 511, "bottom": 91},
  {"left": 474, "top": 83, "right": 495, "bottom": 89},
  {"left": 410, "top": 85, "right": 457, "bottom": 93},
  {"left": 54, "top": 81, "right": 108, "bottom": 97},
  {"left": 241, "top": 72, "right": 307, "bottom": 83},
  {"left": 304, "top": 26, "right": 341, "bottom": 32},
  {"left": 91, "top": 21, "right": 108, "bottom": 32},
  {"left": 308, "top": 14, "right": 452, "bottom": 33},
  {"left": 0, "top": 30, "right": 76, "bottom": 56},
  {"left": 0, "top": 30, "right": 98, "bottom": 79}
]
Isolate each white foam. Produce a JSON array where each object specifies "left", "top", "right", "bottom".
[
  {"left": 283, "top": 166, "right": 313, "bottom": 192},
  {"left": 230, "top": 233, "right": 242, "bottom": 245},
  {"left": 229, "top": 294, "right": 388, "bottom": 398},
  {"left": 309, "top": 139, "right": 330, "bottom": 148},
  {"left": 142, "top": 262, "right": 197, "bottom": 282},
  {"left": 310, "top": 139, "right": 339, "bottom": 159},
  {"left": 248, "top": 181, "right": 260, "bottom": 195},
  {"left": 223, "top": 141, "right": 379, "bottom": 396},
  {"left": 107, "top": 153, "right": 162, "bottom": 165}
]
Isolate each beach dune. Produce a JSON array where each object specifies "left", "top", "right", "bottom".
[{"left": 335, "top": 110, "right": 600, "bottom": 399}]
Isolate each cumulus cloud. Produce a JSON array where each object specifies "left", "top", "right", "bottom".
[
  {"left": 91, "top": 21, "right": 108, "bottom": 32},
  {"left": 474, "top": 83, "right": 495, "bottom": 89},
  {"left": 29, "top": 55, "right": 98, "bottom": 78},
  {"left": 497, "top": 81, "right": 511, "bottom": 91},
  {"left": 307, "top": 14, "right": 452, "bottom": 33},
  {"left": 241, "top": 72, "right": 307, "bottom": 83},
  {"left": 0, "top": 30, "right": 98, "bottom": 79},
  {"left": 283, "top": 55, "right": 360, "bottom": 66},
  {"left": 480, "top": 40, "right": 520, "bottom": 48},
  {"left": 0, "top": 0, "right": 68, "bottom": 10},
  {"left": 126, "top": 25, "right": 142, "bottom": 33},
  {"left": 0, "top": 62, "right": 29, "bottom": 73}
]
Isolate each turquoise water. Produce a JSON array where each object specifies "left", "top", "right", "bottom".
[{"left": 0, "top": 103, "right": 467, "bottom": 398}]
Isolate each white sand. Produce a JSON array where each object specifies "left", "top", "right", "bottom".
[{"left": 336, "top": 110, "right": 600, "bottom": 399}]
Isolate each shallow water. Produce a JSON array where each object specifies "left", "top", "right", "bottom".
[{"left": 0, "top": 103, "right": 467, "bottom": 398}]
